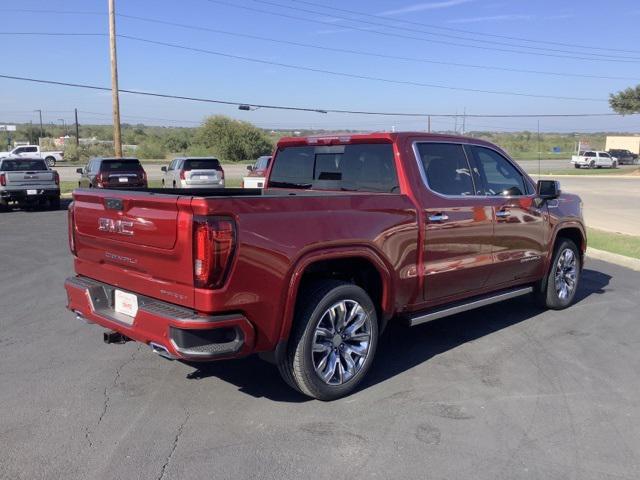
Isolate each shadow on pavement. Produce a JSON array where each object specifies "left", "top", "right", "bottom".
[{"left": 184, "top": 268, "right": 611, "bottom": 402}]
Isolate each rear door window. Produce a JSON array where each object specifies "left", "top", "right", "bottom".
[
  {"left": 0, "top": 159, "right": 48, "bottom": 171},
  {"left": 415, "top": 143, "right": 476, "bottom": 196},
  {"left": 269, "top": 143, "right": 399, "bottom": 193},
  {"left": 183, "top": 159, "right": 221, "bottom": 170},
  {"left": 101, "top": 160, "right": 142, "bottom": 172}
]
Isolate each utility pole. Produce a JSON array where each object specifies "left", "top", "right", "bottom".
[
  {"left": 109, "top": 0, "right": 123, "bottom": 157},
  {"left": 34, "top": 109, "right": 43, "bottom": 142},
  {"left": 74, "top": 108, "right": 80, "bottom": 147},
  {"left": 427, "top": 116, "right": 431, "bottom": 133},
  {"left": 462, "top": 107, "right": 466, "bottom": 135}
]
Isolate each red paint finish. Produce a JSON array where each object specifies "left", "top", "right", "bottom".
[{"left": 65, "top": 132, "right": 585, "bottom": 360}]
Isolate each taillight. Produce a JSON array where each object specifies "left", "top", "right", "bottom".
[
  {"left": 96, "top": 172, "right": 104, "bottom": 187},
  {"left": 141, "top": 170, "right": 147, "bottom": 185},
  {"left": 54, "top": 171, "right": 60, "bottom": 186},
  {"left": 0, "top": 173, "right": 5, "bottom": 187},
  {"left": 180, "top": 169, "right": 189, "bottom": 180},
  {"left": 218, "top": 167, "right": 225, "bottom": 179},
  {"left": 193, "top": 216, "right": 236, "bottom": 289},
  {"left": 68, "top": 202, "right": 76, "bottom": 255}
]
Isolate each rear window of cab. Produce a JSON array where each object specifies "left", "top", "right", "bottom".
[
  {"left": 0, "top": 159, "right": 48, "bottom": 171},
  {"left": 269, "top": 143, "right": 399, "bottom": 193},
  {"left": 101, "top": 160, "right": 143, "bottom": 171}
]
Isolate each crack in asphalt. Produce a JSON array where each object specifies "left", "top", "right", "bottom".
[
  {"left": 157, "top": 410, "right": 190, "bottom": 480},
  {"left": 85, "top": 345, "right": 141, "bottom": 448}
]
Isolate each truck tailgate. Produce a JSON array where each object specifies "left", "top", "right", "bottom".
[
  {"left": 6, "top": 170, "right": 56, "bottom": 187},
  {"left": 72, "top": 189, "right": 196, "bottom": 308}
]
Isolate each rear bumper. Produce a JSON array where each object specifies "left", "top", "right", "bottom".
[
  {"left": 65, "top": 275, "right": 255, "bottom": 361},
  {"left": 1, "top": 188, "right": 60, "bottom": 202},
  {"left": 180, "top": 180, "right": 224, "bottom": 188}
]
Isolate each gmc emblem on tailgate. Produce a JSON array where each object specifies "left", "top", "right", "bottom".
[{"left": 98, "top": 217, "right": 134, "bottom": 236}]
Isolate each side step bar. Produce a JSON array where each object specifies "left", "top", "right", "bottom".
[{"left": 406, "top": 286, "right": 533, "bottom": 327}]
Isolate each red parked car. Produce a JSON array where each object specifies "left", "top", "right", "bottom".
[{"left": 65, "top": 133, "right": 585, "bottom": 400}]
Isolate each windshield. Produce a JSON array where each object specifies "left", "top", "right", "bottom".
[
  {"left": 269, "top": 143, "right": 399, "bottom": 193},
  {"left": 101, "top": 160, "right": 143, "bottom": 172},
  {"left": 184, "top": 158, "right": 221, "bottom": 170},
  {"left": 0, "top": 159, "right": 48, "bottom": 171}
]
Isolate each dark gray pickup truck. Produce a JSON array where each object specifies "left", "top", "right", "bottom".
[{"left": 0, "top": 157, "right": 60, "bottom": 210}]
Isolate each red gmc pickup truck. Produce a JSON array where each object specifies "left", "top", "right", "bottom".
[{"left": 65, "top": 132, "right": 585, "bottom": 400}]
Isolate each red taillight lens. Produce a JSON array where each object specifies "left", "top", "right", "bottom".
[
  {"left": 217, "top": 167, "right": 225, "bottom": 179},
  {"left": 96, "top": 172, "right": 104, "bottom": 187},
  {"left": 0, "top": 173, "right": 6, "bottom": 187},
  {"left": 141, "top": 170, "right": 147, "bottom": 185},
  {"left": 193, "top": 216, "right": 236, "bottom": 289},
  {"left": 54, "top": 171, "right": 60, "bottom": 186},
  {"left": 180, "top": 169, "right": 189, "bottom": 180},
  {"left": 68, "top": 202, "right": 76, "bottom": 255}
]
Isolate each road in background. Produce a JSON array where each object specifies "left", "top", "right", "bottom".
[{"left": 1, "top": 206, "right": 639, "bottom": 480}]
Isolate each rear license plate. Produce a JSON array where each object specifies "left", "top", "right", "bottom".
[
  {"left": 27, "top": 189, "right": 37, "bottom": 195},
  {"left": 114, "top": 290, "right": 138, "bottom": 322},
  {"left": 118, "top": 177, "right": 128, "bottom": 183},
  {"left": 199, "top": 175, "right": 209, "bottom": 180}
]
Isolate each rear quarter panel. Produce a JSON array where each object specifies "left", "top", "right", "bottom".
[{"left": 190, "top": 193, "right": 419, "bottom": 351}]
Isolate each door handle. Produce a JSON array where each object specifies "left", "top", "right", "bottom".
[
  {"left": 496, "top": 209, "right": 511, "bottom": 218},
  {"left": 428, "top": 213, "right": 449, "bottom": 222}
]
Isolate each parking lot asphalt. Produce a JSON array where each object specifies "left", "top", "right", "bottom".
[{"left": 1, "top": 205, "right": 640, "bottom": 480}]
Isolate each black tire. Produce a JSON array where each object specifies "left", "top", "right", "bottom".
[
  {"left": 534, "top": 239, "right": 581, "bottom": 310},
  {"left": 45, "top": 156, "right": 56, "bottom": 167},
  {"left": 574, "top": 164, "right": 581, "bottom": 169},
  {"left": 612, "top": 161, "right": 618, "bottom": 169},
  {"left": 49, "top": 196, "right": 61, "bottom": 210},
  {"left": 278, "top": 280, "right": 379, "bottom": 401},
  {"left": 589, "top": 161, "right": 596, "bottom": 169}
]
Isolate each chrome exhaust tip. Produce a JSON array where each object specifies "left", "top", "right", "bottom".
[{"left": 150, "top": 342, "right": 175, "bottom": 360}]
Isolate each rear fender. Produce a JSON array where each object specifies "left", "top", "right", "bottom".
[{"left": 278, "top": 246, "right": 395, "bottom": 342}]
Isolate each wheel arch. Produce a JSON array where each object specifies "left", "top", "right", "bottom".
[
  {"left": 278, "top": 246, "right": 395, "bottom": 343},
  {"left": 550, "top": 224, "right": 586, "bottom": 269}
]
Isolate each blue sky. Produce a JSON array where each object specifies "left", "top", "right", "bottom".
[{"left": 1, "top": 0, "right": 640, "bottom": 132}]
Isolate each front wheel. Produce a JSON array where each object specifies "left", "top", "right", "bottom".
[
  {"left": 612, "top": 161, "right": 618, "bottom": 169},
  {"left": 45, "top": 156, "right": 56, "bottom": 167},
  {"left": 278, "top": 280, "right": 379, "bottom": 400},
  {"left": 534, "top": 239, "right": 581, "bottom": 310}
]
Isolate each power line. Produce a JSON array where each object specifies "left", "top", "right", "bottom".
[
  {"left": 117, "top": 34, "right": 606, "bottom": 102},
  {"left": 201, "top": 0, "right": 640, "bottom": 63},
  {"left": 289, "top": 0, "right": 640, "bottom": 55},
  {"left": 247, "top": 0, "right": 640, "bottom": 60},
  {"left": 0, "top": 73, "right": 631, "bottom": 118},
  {"left": 109, "top": 17, "right": 640, "bottom": 81}
]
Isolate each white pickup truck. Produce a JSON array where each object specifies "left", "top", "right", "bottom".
[
  {"left": 570, "top": 150, "right": 617, "bottom": 169},
  {"left": 0, "top": 145, "right": 64, "bottom": 167}
]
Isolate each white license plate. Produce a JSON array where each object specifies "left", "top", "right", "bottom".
[
  {"left": 199, "top": 175, "right": 209, "bottom": 180},
  {"left": 114, "top": 290, "right": 138, "bottom": 322},
  {"left": 118, "top": 177, "right": 128, "bottom": 183},
  {"left": 27, "top": 189, "right": 37, "bottom": 195}
]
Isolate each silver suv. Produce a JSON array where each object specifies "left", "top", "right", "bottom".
[{"left": 161, "top": 157, "right": 225, "bottom": 189}]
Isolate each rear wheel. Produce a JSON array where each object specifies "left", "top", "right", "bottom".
[
  {"left": 45, "top": 156, "right": 56, "bottom": 167},
  {"left": 48, "top": 196, "right": 61, "bottom": 210},
  {"left": 278, "top": 280, "right": 379, "bottom": 400},
  {"left": 589, "top": 160, "right": 596, "bottom": 169},
  {"left": 612, "top": 161, "right": 618, "bottom": 169},
  {"left": 574, "top": 164, "right": 581, "bottom": 169},
  {"left": 534, "top": 239, "right": 581, "bottom": 310}
]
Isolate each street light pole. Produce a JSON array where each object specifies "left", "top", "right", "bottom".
[{"left": 109, "top": 0, "right": 123, "bottom": 157}]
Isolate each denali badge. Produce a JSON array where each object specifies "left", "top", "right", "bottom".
[{"left": 98, "top": 217, "right": 134, "bottom": 236}]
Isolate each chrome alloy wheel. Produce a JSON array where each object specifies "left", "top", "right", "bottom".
[
  {"left": 311, "top": 300, "right": 372, "bottom": 386},
  {"left": 555, "top": 248, "right": 577, "bottom": 300}
]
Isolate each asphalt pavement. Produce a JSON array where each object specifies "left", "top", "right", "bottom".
[{"left": 1, "top": 205, "right": 639, "bottom": 480}]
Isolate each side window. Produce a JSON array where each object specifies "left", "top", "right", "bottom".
[
  {"left": 600, "top": 153, "right": 610, "bottom": 158},
  {"left": 415, "top": 143, "right": 475, "bottom": 196},
  {"left": 26, "top": 146, "right": 38, "bottom": 153},
  {"left": 585, "top": 152, "right": 596, "bottom": 157},
  {"left": 168, "top": 160, "right": 176, "bottom": 171},
  {"left": 13, "top": 147, "right": 24, "bottom": 155},
  {"left": 468, "top": 146, "right": 527, "bottom": 197}
]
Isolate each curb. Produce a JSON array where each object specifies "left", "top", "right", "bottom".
[
  {"left": 531, "top": 174, "right": 639, "bottom": 179},
  {"left": 586, "top": 247, "right": 640, "bottom": 272}
]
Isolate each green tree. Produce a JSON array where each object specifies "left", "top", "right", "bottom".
[
  {"left": 609, "top": 85, "right": 640, "bottom": 114},
  {"left": 194, "top": 115, "right": 273, "bottom": 161}
]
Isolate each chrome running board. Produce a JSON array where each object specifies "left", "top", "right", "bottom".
[{"left": 406, "top": 286, "right": 533, "bottom": 327}]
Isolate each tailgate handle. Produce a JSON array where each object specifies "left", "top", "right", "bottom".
[{"left": 105, "top": 198, "right": 124, "bottom": 211}]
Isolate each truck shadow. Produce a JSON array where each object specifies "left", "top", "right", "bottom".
[{"left": 184, "top": 268, "right": 611, "bottom": 402}]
